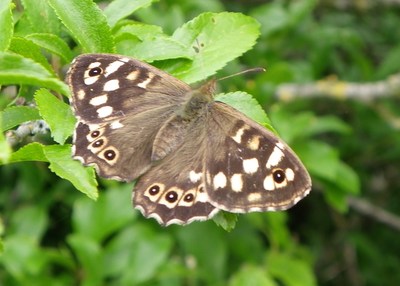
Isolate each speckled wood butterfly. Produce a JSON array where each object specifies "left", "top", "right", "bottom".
[{"left": 67, "top": 54, "right": 311, "bottom": 226}]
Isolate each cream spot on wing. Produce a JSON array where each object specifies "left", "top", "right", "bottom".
[
  {"left": 89, "top": 94, "right": 108, "bottom": 106},
  {"left": 285, "top": 168, "right": 295, "bottom": 181},
  {"left": 247, "top": 135, "right": 261, "bottom": 150},
  {"left": 243, "top": 158, "right": 259, "bottom": 174},
  {"left": 120, "top": 57, "right": 130, "bottom": 63},
  {"left": 110, "top": 120, "right": 124, "bottom": 129},
  {"left": 137, "top": 73, "right": 155, "bottom": 88},
  {"left": 213, "top": 172, "right": 227, "bottom": 189},
  {"left": 276, "top": 179, "right": 288, "bottom": 188},
  {"left": 97, "top": 106, "right": 113, "bottom": 118},
  {"left": 77, "top": 89, "right": 85, "bottom": 100},
  {"left": 231, "top": 174, "right": 243, "bottom": 192},
  {"left": 266, "top": 146, "right": 284, "bottom": 168},
  {"left": 196, "top": 186, "right": 209, "bottom": 202},
  {"left": 88, "top": 62, "right": 101, "bottom": 69},
  {"left": 84, "top": 76, "right": 99, "bottom": 85},
  {"left": 248, "top": 193, "right": 262, "bottom": 202},
  {"left": 189, "top": 171, "right": 202, "bottom": 183},
  {"left": 126, "top": 70, "right": 140, "bottom": 81},
  {"left": 104, "top": 61, "right": 124, "bottom": 77},
  {"left": 144, "top": 184, "right": 165, "bottom": 202},
  {"left": 263, "top": 175, "right": 275, "bottom": 191},
  {"left": 231, "top": 126, "right": 247, "bottom": 144},
  {"left": 104, "top": 79, "right": 120, "bottom": 91},
  {"left": 87, "top": 123, "right": 101, "bottom": 131}
]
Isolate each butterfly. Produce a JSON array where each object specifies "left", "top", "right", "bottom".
[{"left": 67, "top": 54, "right": 311, "bottom": 226}]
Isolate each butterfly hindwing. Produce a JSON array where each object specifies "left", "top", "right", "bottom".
[{"left": 133, "top": 126, "right": 218, "bottom": 225}]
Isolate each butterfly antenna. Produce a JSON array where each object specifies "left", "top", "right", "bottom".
[{"left": 217, "top": 67, "right": 266, "bottom": 82}]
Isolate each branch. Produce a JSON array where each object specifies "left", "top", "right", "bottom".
[
  {"left": 275, "top": 73, "right": 400, "bottom": 101},
  {"left": 348, "top": 197, "right": 400, "bottom": 232},
  {"left": 322, "top": 0, "right": 400, "bottom": 9}
]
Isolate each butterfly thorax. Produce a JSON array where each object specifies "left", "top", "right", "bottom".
[
  {"left": 178, "top": 87, "right": 213, "bottom": 120},
  {"left": 151, "top": 87, "right": 212, "bottom": 162}
]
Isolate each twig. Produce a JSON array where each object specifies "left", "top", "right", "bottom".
[
  {"left": 275, "top": 73, "right": 400, "bottom": 101},
  {"left": 348, "top": 197, "right": 400, "bottom": 232},
  {"left": 322, "top": 0, "right": 400, "bottom": 9}
]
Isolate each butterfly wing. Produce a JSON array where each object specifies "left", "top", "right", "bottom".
[
  {"left": 67, "top": 54, "right": 191, "bottom": 180},
  {"left": 132, "top": 123, "right": 218, "bottom": 225},
  {"left": 204, "top": 102, "right": 312, "bottom": 212},
  {"left": 132, "top": 101, "right": 311, "bottom": 225}
]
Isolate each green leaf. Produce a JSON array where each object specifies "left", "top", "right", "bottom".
[
  {"left": 10, "top": 206, "right": 48, "bottom": 243},
  {"left": 20, "top": 0, "right": 61, "bottom": 35},
  {"left": 0, "top": 235, "right": 47, "bottom": 279},
  {"left": 212, "top": 211, "right": 238, "bottom": 232},
  {"left": 297, "top": 140, "right": 359, "bottom": 212},
  {"left": 177, "top": 223, "right": 227, "bottom": 283},
  {"left": 43, "top": 144, "right": 98, "bottom": 200},
  {"left": 26, "top": 33, "right": 73, "bottom": 62},
  {"left": 67, "top": 234, "right": 103, "bottom": 285},
  {"left": 287, "top": 0, "right": 318, "bottom": 27},
  {"left": 216, "top": 91, "right": 274, "bottom": 132},
  {"left": 0, "top": 0, "right": 13, "bottom": 51},
  {"left": 324, "top": 162, "right": 360, "bottom": 213},
  {"left": 8, "top": 142, "right": 48, "bottom": 163},
  {"left": 296, "top": 140, "right": 340, "bottom": 181},
  {"left": 267, "top": 251, "right": 316, "bottom": 286},
  {"left": 115, "top": 22, "right": 164, "bottom": 41},
  {"left": 73, "top": 185, "right": 134, "bottom": 242},
  {"left": 0, "top": 116, "right": 11, "bottom": 163},
  {"left": 334, "top": 162, "right": 360, "bottom": 196},
  {"left": 48, "top": 0, "right": 115, "bottom": 53},
  {"left": 104, "top": 224, "right": 173, "bottom": 284},
  {"left": 251, "top": 3, "right": 289, "bottom": 36},
  {"left": 0, "top": 52, "right": 69, "bottom": 95},
  {"left": 115, "top": 24, "right": 190, "bottom": 61},
  {"left": 230, "top": 264, "right": 276, "bottom": 286},
  {"left": 1, "top": 106, "right": 41, "bottom": 131},
  {"left": 104, "top": 0, "right": 155, "bottom": 28},
  {"left": 171, "top": 12, "right": 260, "bottom": 83},
  {"left": 270, "top": 107, "right": 351, "bottom": 143},
  {"left": 9, "top": 37, "right": 55, "bottom": 75},
  {"left": 34, "top": 89, "right": 75, "bottom": 144},
  {"left": 5, "top": 142, "right": 98, "bottom": 199}
]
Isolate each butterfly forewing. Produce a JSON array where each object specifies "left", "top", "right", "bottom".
[
  {"left": 72, "top": 105, "right": 177, "bottom": 180},
  {"left": 68, "top": 54, "right": 191, "bottom": 181},
  {"left": 67, "top": 54, "right": 191, "bottom": 124},
  {"left": 204, "top": 102, "right": 312, "bottom": 212}
]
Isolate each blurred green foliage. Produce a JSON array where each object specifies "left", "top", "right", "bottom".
[{"left": 1, "top": 0, "right": 400, "bottom": 285}]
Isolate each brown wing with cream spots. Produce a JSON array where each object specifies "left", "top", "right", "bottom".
[
  {"left": 204, "top": 102, "right": 312, "bottom": 213},
  {"left": 132, "top": 122, "right": 218, "bottom": 226},
  {"left": 67, "top": 54, "right": 192, "bottom": 181}
]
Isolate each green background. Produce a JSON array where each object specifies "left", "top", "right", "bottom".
[{"left": 1, "top": 0, "right": 400, "bottom": 285}]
